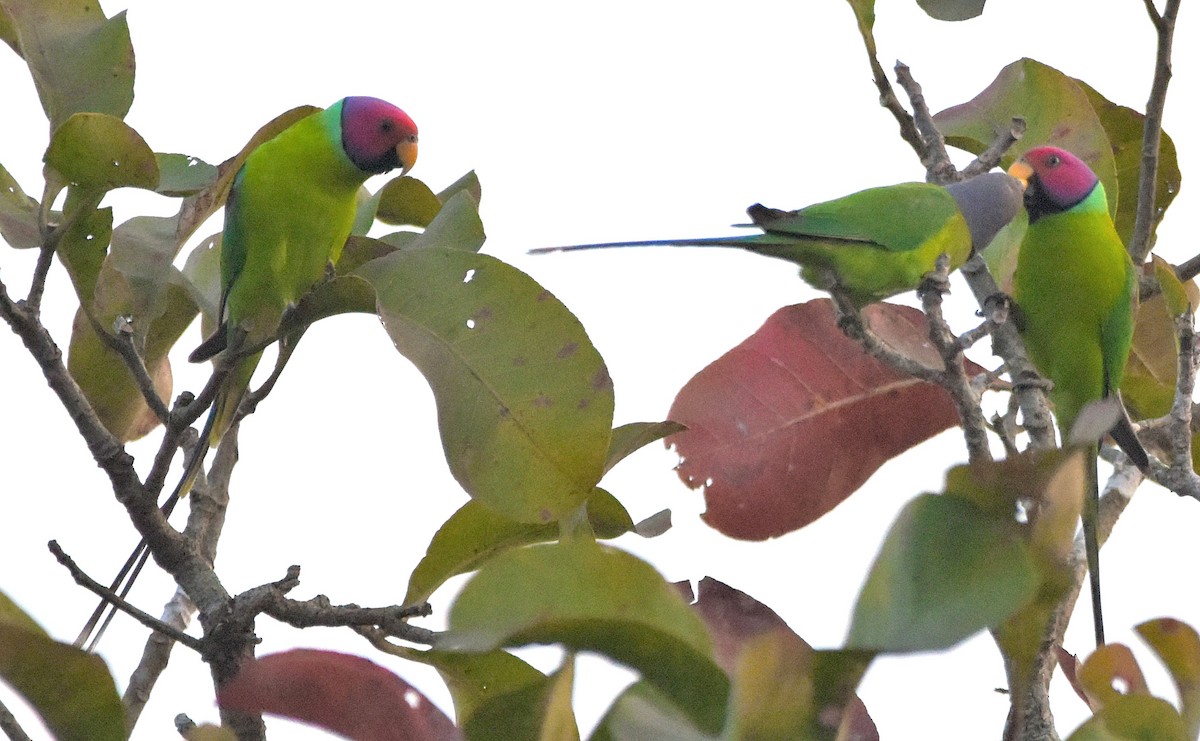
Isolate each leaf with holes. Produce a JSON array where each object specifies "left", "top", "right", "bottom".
[
  {"left": 67, "top": 216, "right": 198, "bottom": 440},
  {"left": 45, "top": 113, "right": 158, "bottom": 191},
  {"left": 357, "top": 249, "right": 613, "bottom": 523},
  {"left": 218, "top": 649, "right": 460, "bottom": 741},
  {"left": 668, "top": 299, "right": 977, "bottom": 540}
]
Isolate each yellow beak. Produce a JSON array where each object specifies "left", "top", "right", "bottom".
[
  {"left": 1007, "top": 160, "right": 1033, "bottom": 190},
  {"left": 396, "top": 137, "right": 418, "bottom": 175}
]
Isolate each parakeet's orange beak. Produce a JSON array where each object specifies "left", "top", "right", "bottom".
[
  {"left": 1007, "top": 160, "right": 1033, "bottom": 190},
  {"left": 397, "top": 137, "right": 418, "bottom": 175}
]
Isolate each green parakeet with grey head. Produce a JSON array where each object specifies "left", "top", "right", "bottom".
[
  {"left": 1009, "top": 145, "right": 1149, "bottom": 648},
  {"left": 533, "top": 172, "right": 1024, "bottom": 305},
  {"left": 76, "top": 96, "right": 419, "bottom": 650}
]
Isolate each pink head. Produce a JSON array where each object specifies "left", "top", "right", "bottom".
[
  {"left": 1008, "top": 146, "right": 1099, "bottom": 222},
  {"left": 339, "top": 96, "right": 419, "bottom": 175}
]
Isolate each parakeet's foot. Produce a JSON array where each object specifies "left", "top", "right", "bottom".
[
  {"left": 1012, "top": 369, "right": 1053, "bottom": 393},
  {"left": 917, "top": 269, "right": 951, "bottom": 298}
]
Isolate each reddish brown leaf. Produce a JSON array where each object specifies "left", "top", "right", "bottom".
[
  {"left": 218, "top": 649, "right": 460, "bottom": 741},
  {"left": 668, "top": 299, "right": 974, "bottom": 540},
  {"left": 1055, "top": 645, "right": 1093, "bottom": 709},
  {"left": 679, "top": 577, "right": 877, "bottom": 739}
]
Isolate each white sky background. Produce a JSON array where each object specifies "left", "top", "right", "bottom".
[{"left": 2, "top": 1, "right": 1198, "bottom": 738}]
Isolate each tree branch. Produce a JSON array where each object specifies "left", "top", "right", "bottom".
[
  {"left": 1130, "top": 0, "right": 1181, "bottom": 263},
  {"left": 47, "top": 540, "right": 202, "bottom": 652},
  {"left": 0, "top": 698, "right": 32, "bottom": 741},
  {"left": 894, "top": 62, "right": 956, "bottom": 183},
  {"left": 918, "top": 257, "right": 993, "bottom": 464}
]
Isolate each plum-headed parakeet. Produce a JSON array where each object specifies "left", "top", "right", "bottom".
[
  {"left": 77, "top": 96, "right": 418, "bottom": 650},
  {"left": 1009, "top": 145, "right": 1147, "bottom": 647},
  {"left": 534, "top": 172, "right": 1024, "bottom": 305},
  {"left": 192, "top": 95, "right": 419, "bottom": 440}
]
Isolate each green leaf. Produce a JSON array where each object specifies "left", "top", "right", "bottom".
[
  {"left": 0, "top": 593, "right": 124, "bottom": 741},
  {"left": 1122, "top": 258, "right": 1196, "bottom": 420},
  {"left": 847, "top": 492, "right": 1039, "bottom": 652},
  {"left": 0, "top": 0, "right": 134, "bottom": 128},
  {"left": 404, "top": 488, "right": 635, "bottom": 605},
  {"left": 174, "top": 105, "right": 319, "bottom": 248},
  {"left": 1075, "top": 79, "right": 1181, "bottom": 247},
  {"left": 68, "top": 215, "right": 198, "bottom": 440},
  {"left": 0, "top": 592, "right": 45, "bottom": 635},
  {"left": 45, "top": 112, "right": 158, "bottom": 191},
  {"left": 1137, "top": 619, "right": 1200, "bottom": 738},
  {"left": 398, "top": 647, "right": 546, "bottom": 729},
  {"left": 55, "top": 196, "right": 113, "bottom": 306},
  {"left": 591, "top": 682, "right": 716, "bottom": 741},
  {"left": 935, "top": 58, "right": 1118, "bottom": 216},
  {"left": 405, "top": 191, "right": 487, "bottom": 253},
  {"left": 376, "top": 175, "right": 442, "bottom": 228},
  {"left": 154, "top": 153, "right": 218, "bottom": 197},
  {"left": 959, "top": 450, "right": 1085, "bottom": 710},
  {"left": 356, "top": 248, "right": 613, "bottom": 523},
  {"left": 916, "top": 0, "right": 985, "bottom": 20},
  {"left": 605, "top": 421, "right": 686, "bottom": 474},
  {"left": 438, "top": 170, "right": 482, "bottom": 205},
  {"left": 842, "top": 0, "right": 878, "bottom": 59},
  {"left": 1067, "top": 694, "right": 1189, "bottom": 741},
  {"left": 0, "top": 161, "right": 39, "bottom": 248},
  {"left": 442, "top": 540, "right": 729, "bottom": 733}
]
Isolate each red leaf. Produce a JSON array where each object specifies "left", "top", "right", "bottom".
[
  {"left": 680, "top": 577, "right": 878, "bottom": 740},
  {"left": 668, "top": 299, "right": 975, "bottom": 540},
  {"left": 217, "top": 649, "right": 460, "bottom": 741}
]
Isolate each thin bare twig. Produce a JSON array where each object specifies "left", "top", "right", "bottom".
[
  {"left": 0, "top": 698, "right": 32, "bottom": 741},
  {"left": 1130, "top": 0, "right": 1181, "bottom": 263},
  {"left": 48, "top": 541, "right": 203, "bottom": 651},
  {"left": 962, "top": 118, "right": 1027, "bottom": 178},
  {"left": 918, "top": 256, "right": 993, "bottom": 463},
  {"left": 895, "top": 62, "right": 956, "bottom": 183}
]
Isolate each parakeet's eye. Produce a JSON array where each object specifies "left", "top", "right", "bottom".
[
  {"left": 380, "top": 120, "right": 394, "bottom": 133},
  {"left": 1047, "top": 154, "right": 1061, "bottom": 167}
]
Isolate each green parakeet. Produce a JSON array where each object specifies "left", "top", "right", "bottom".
[
  {"left": 192, "top": 95, "right": 419, "bottom": 442},
  {"left": 77, "top": 97, "right": 419, "bottom": 650},
  {"left": 533, "top": 172, "right": 1024, "bottom": 305},
  {"left": 1009, "top": 145, "right": 1147, "bottom": 648}
]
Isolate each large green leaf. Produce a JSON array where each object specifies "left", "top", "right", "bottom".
[
  {"left": 154, "top": 153, "right": 219, "bottom": 197},
  {"left": 0, "top": 161, "right": 39, "bottom": 248},
  {"left": 376, "top": 175, "right": 443, "bottom": 228},
  {"left": 0, "top": 0, "right": 134, "bottom": 128},
  {"left": 68, "top": 215, "right": 198, "bottom": 440},
  {"left": 356, "top": 248, "right": 613, "bottom": 523},
  {"left": 0, "top": 592, "right": 124, "bottom": 741},
  {"left": 591, "top": 682, "right": 716, "bottom": 741},
  {"left": 398, "top": 647, "right": 546, "bottom": 732},
  {"left": 442, "top": 540, "right": 729, "bottom": 733},
  {"left": 1067, "top": 695, "right": 1189, "bottom": 741},
  {"left": 935, "top": 58, "right": 1118, "bottom": 216},
  {"left": 1137, "top": 619, "right": 1200, "bottom": 738},
  {"left": 917, "top": 0, "right": 986, "bottom": 20},
  {"left": 847, "top": 492, "right": 1039, "bottom": 652},
  {"left": 1122, "top": 258, "right": 1195, "bottom": 421},
  {"left": 404, "top": 488, "right": 635, "bottom": 605},
  {"left": 44, "top": 113, "right": 158, "bottom": 191},
  {"left": 55, "top": 195, "right": 112, "bottom": 307},
  {"left": 1075, "top": 79, "right": 1181, "bottom": 247}
]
